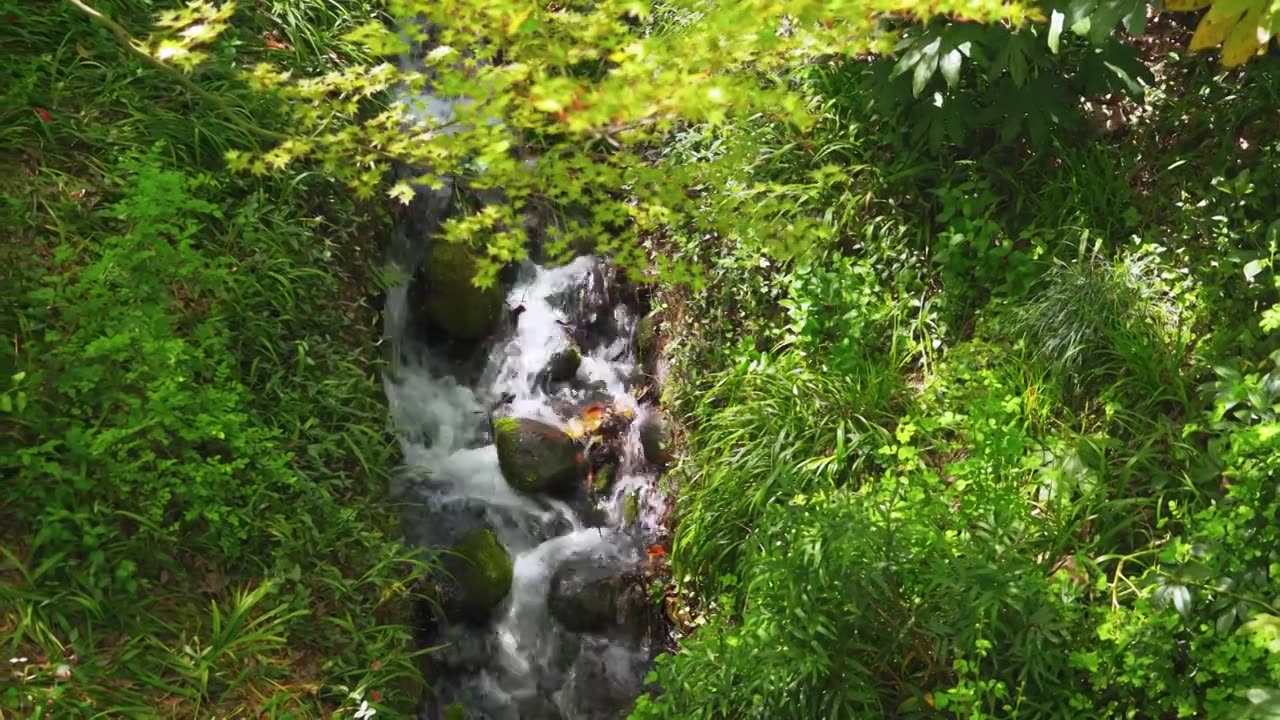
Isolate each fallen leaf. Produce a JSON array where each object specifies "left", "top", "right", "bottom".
[{"left": 263, "top": 31, "right": 293, "bottom": 51}]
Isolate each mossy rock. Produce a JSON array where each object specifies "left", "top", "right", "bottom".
[
  {"left": 443, "top": 529, "right": 513, "bottom": 622},
  {"left": 422, "top": 242, "right": 504, "bottom": 341},
  {"left": 493, "top": 416, "right": 581, "bottom": 496},
  {"left": 636, "top": 311, "right": 659, "bottom": 361},
  {"left": 443, "top": 704, "right": 468, "bottom": 720},
  {"left": 545, "top": 346, "right": 582, "bottom": 383},
  {"left": 639, "top": 410, "right": 673, "bottom": 467},
  {"left": 592, "top": 463, "right": 616, "bottom": 493},
  {"left": 623, "top": 490, "right": 640, "bottom": 528}
]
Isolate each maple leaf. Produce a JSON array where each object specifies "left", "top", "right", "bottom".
[{"left": 387, "top": 181, "right": 415, "bottom": 205}]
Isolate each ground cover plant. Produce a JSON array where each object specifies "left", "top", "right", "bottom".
[{"left": 2, "top": 1, "right": 427, "bottom": 715}]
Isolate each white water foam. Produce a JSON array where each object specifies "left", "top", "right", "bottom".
[{"left": 383, "top": 255, "right": 666, "bottom": 717}]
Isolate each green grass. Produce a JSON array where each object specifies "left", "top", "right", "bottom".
[
  {"left": 2, "top": 1, "right": 429, "bottom": 716},
  {"left": 640, "top": 29, "right": 1280, "bottom": 720},
  {"left": 672, "top": 349, "right": 904, "bottom": 600}
]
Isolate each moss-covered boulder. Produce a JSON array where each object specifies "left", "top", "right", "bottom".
[
  {"left": 422, "top": 242, "right": 504, "bottom": 341},
  {"left": 443, "top": 529, "right": 513, "bottom": 623},
  {"left": 623, "top": 490, "right": 640, "bottom": 528},
  {"left": 493, "top": 416, "right": 581, "bottom": 496},
  {"left": 545, "top": 346, "right": 582, "bottom": 383},
  {"left": 591, "top": 463, "right": 616, "bottom": 494},
  {"left": 639, "top": 410, "right": 673, "bottom": 467},
  {"left": 636, "top": 311, "right": 659, "bottom": 364}
]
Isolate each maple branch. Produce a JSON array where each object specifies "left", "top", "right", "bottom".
[{"left": 65, "top": 0, "right": 289, "bottom": 143}]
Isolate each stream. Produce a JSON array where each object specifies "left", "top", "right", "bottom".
[{"left": 381, "top": 178, "right": 667, "bottom": 718}]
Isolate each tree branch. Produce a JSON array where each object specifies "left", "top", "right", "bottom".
[{"left": 65, "top": 0, "right": 290, "bottom": 144}]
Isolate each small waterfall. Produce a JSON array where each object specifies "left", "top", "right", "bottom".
[{"left": 381, "top": 171, "right": 666, "bottom": 717}]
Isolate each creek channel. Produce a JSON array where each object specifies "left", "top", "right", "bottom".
[{"left": 380, "top": 174, "right": 670, "bottom": 717}]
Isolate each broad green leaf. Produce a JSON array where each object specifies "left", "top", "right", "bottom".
[
  {"left": 1220, "top": 5, "right": 1268, "bottom": 65},
  {"left": 939, "top": 48, "right": 964, "bottom": 88},
  {"left": 912, "top": 37, "right": 943, "bottom": 97},
  {"left": 1048, "top": 9, "right": 1066, "bottom": 53},
  {"left": 1188, "top": 0, "right": 1257, "bottom": 52},
  {"left": 1070, "top": 0, "right": 1097, "bottom": 35},
  {"left": 1104, "top": 60, "right": 1145, "bottom": 94},
  {"left": 1008, "top": 41, "right": 1029, "bottom": 87}
]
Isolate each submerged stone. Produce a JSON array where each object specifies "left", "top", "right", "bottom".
[
  {"left": 443, "top": 528, "right": 513, "bottom": 623},
  {"left": 558, "top": 638, "right": 652, "bottom": 719},
  {"left": 422, "top": 241, "right": 505, "bottom": 341},
  {"left": 493, "top": 416, "right": 581, "bottom": 496},
  {"left": 548, "top": 555, "right": 652, "bottom": 639}
]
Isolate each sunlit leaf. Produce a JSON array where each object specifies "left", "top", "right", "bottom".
[
  {"left": 387, "top": 181, "right": 415, "bottom": 205},
  {"left": 1048, "top": 9, "right": 1066, "bottom": 53}
]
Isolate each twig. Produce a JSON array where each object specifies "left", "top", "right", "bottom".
[{"left": 65, "top": 0, "right": 290, "bottom": 144}]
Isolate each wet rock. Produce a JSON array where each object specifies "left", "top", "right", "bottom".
[
  {"left": 493, "top": 416, "right": 581, "bottom": 496},
  {"left": 516, "top": 697, "right": 565, "bottom": 720},
  {"left": 545, "top": 346, "right": 582, "bottom": 383},
  {"left": 442, "top": 529, "right": 513, "bottom": 623},
  {"left": 422, "top": 242, "right": 505, "bottom": 341},
  {"left": 433, "top": 624, "right": 496, "bottom": 674},
  {"left": 558, "top": 638, "right": 651, "bottom": 719},
  {"left": 636, "top": 312, "right": 659, "bottom": 368},
  {"left": 581, "top": 379, "right": 614, "bottom": 405},
  {"left": 592, "top": 463, "right": 617, "bottom": 494},
  {"left": 545, "top": 267, "right": 619, "bottom": 352},
  {"left": 548, "top": 555, "right": 653, "bottom": 638},
  {"left": 639, "top": 410, "right": 673, "bottom": 467},
  {"left": 400, "top": 492, "right": 548, "bottom": 551}
]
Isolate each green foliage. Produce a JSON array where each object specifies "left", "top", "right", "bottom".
[
  {"left": 1168, "top": 0, "right": 1280, "bottom": 68},
  {"left": 885, "top": 3, "right": 1153, "bottom": 148},
  {"left": 1012, "top": 253, "right": 1187, "bottom": 405},
  {"left": 672, "top": 350, "right": 903, "bottom": 600},
  {"left": 2, "top": 0, "right": 425, "bottom": 715},
  {"left": 133, "top": 0, "right": 1046, "bottom": 283},
  {"left": 640, "top": 16, "right": 1279, "bottom": 720},
  {"left": 4, "top": 0, "right": 1278, "bottom": 717}
]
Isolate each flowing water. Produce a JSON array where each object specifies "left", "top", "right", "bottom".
[{"left": 381, "top": 214, "right": 666, "bottom": 717}]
